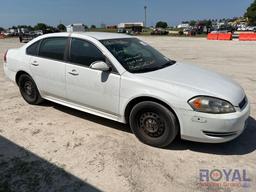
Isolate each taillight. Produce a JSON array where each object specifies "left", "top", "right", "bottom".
[{"left": 4, "top": 50, "right": 8, "bottom": 63}]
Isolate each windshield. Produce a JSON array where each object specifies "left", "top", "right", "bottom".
[{"left": 100, "top": 38, "right": 176, "bottom": 73}]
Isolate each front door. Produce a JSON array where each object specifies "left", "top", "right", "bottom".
[{"left": 66, "top": 38, "right": 120, "bottom": 116}]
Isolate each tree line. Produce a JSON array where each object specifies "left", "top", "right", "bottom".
[
  {"left": 155, "top": 0, "right": 256, "bottom": 29},
  {"left": 0, "top": 23, "right": 98, "bottom": 33},
  {"left": 1, "top": 0, "right": 255, "bottom": 32},
  {"left": 245, "top": 0, "right": 256, "bottom": 25}
]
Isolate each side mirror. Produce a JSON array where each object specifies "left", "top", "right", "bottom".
[{"left": 90, "top": 61, "right": 110, "bottom": 72}]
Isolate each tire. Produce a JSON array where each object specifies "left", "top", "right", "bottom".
[
  {"left": 18, "top": 74, "right": 43, "bottom": 105},
  {"left": 129, "top": 101, "right": 179, "bottom": 147}
]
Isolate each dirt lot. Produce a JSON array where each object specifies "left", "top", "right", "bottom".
[{"left": 0, "top": 37, "right": 256, "bottom": 192}]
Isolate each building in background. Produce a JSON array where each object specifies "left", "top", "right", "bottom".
[
  {"left": 66, "top": 23, "right": 86, "bottom": 32},
  {"left": 117, "top": 22, "right": 144, "bottom": 33},
  {"left": 177, "top": 23, "right": 190, "bottom": 29},
  {"left": 106, "top": 25, "right": 117, "bottom": 29}
]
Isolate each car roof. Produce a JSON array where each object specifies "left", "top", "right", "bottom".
[
  {"left": 23, "top": 32, "right": 134, "bottom": 49},
  {"left": 72, "top": 32, "right": 133, "bottom": 40}
]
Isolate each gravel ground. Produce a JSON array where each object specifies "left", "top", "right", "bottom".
[{"left": 0, "top": 37, "right": 256, "bottom": 192}]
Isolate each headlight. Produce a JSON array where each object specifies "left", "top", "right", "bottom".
[{"left": 188, "top": 96, "right": 235, "bottom": 114}]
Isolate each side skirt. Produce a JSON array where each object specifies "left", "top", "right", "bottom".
[{"left": 43, "top": 96, "right": 125, "bottom": 123}]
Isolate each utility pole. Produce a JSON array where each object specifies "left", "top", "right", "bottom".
[{"left": 144, "top": 0, "right": 147, "bottom": 28}]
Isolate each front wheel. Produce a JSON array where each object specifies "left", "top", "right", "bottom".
[
  {"left": 129, "top": 101, "right": 179, "bottom": 147},
  {"left": 18, "top": 74, "right": 43, "bottom": 105}
]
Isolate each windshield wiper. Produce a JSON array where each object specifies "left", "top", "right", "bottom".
[
  {"left": 148, "top": 60, "right": 176, "bottom": 71},
  {"left": 132, "top": 61, "right": 175, "bottom": 73},
  {"left": 161, "top": 60, "right": 176, "bottom": 68}
]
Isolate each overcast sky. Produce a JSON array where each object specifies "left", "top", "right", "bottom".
[{"left": 0, "top": 0, "right": 253, "bottom": 28}]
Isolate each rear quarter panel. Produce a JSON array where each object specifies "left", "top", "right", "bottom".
[{"left": 5, "top": 47, "right": 31, "bottom": 83}]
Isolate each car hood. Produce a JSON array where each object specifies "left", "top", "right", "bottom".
[{"left": 136, "top": 62, "right": 245, "bottom": 106}]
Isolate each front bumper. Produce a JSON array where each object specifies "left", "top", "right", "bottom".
[{"left": 179, "top": 102, "right": 250, "bottom": 143}]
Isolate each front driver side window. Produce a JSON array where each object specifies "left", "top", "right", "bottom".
[{"left": 69, "top": 38, "right": 105, "bottom": 67}]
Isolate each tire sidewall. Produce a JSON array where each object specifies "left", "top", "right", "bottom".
[
  {"left": 18, "top": 74, "right": 41, "bottom": 104},
  {"left": 129, "top": 101, "right": 178, "bottom": 147}
]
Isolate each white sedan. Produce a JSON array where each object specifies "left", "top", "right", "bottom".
[{"left": 3, "top": 32, "right": 250, "bottom": 147}]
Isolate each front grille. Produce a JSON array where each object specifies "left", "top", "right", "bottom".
[
  {"left": 203, "top": 131, "right": 238, "bottom": 137},
  {"left": 239, "top": 96, "right": 247, "bottom": 110}
]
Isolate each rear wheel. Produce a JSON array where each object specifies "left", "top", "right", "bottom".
[
  {"left": 18, "top": 74, "right": 43, "bottom": 105},
  {"left": 129, "top": 101, "right": 179, "bottom": 147}
]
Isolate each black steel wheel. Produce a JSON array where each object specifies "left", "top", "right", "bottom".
[
  {"left": 18, "top": 74, "right": 43, "bottom": 105},
  {"left": 139, "top": 111, "right": 165, "bottom": 138},
  {"left": 129, "top": 101, "right": 179, "bottom": 147}
]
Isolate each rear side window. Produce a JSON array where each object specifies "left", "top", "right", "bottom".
[
  {"left": 26, "top": 40, "right": 40, "bottom": 56},
  {"left": 39, "top": 37, "right": 67, "bottom": 61},
  {"left": 69, "top": 38, "right": 105, "bottom": 67}
]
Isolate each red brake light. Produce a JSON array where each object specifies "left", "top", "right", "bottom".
[{"left": 4, "top": 50, "right": 8, "bottom": 63}]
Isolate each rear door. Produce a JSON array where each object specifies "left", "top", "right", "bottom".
[{"left": 29, "top": 37, "right": 68, "bottom": 98}]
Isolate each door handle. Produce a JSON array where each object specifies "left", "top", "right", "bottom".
[
  {"left": 68, "top": 69, "right": 79, "bottom": 76},
  {"left": 31, "top": 61, "right": 39, "bottom": 66}
]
